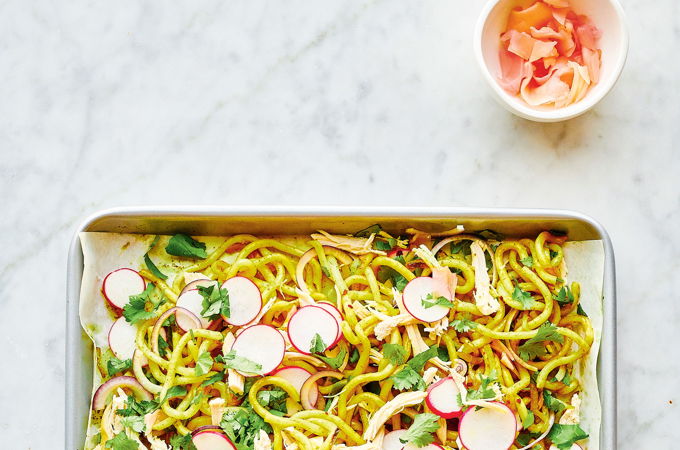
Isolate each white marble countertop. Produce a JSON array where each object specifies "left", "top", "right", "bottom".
[{"left": 0, "top": 0, "right": 678, "bottom": 448}]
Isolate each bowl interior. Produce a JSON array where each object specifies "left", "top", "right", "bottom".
[{"left": 478, "top": 0, "right": 627, "bottom": 120}]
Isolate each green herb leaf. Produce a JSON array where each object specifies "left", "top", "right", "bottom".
[
  {"left": 577, "top": 304, "right": 588, "bottom": 317},
  {"left": 547, "top": 424, "right": 589, "bottom": 449},
  {"left": 158, "top": 334, "right": 169, "bottom": 358},
  {"left": 449, "top": 240, "right": 472, "bottom": 256},
  {"left": 407, "top": 346, "right": 438, "bottom": 372},
  {"left": 144, "top": 252, "right": 167, "bottom": 280},
  {"left": 220, "top": 406, "right": 272, "bottom": 448},
  {"left": 522, "top": 411, "right": 535, "bottom": 429},
  {"left": 354, "top": 224, "right": 382, "bottom": 238},
  {"left": 200, "top": 370, "right": 225, "bottom": 387},
  {"left": 466, "top": 370, "right": 499, "bottom": 401},
  {"left": 376, "top": 254, "right": 409, "bottom": 292},
  {"left": 315, "top": 349, "right": 347, "bottom": 370},
  {"left": 122, "top": 284, "right": 164, "bottom": 324},
  {"left": 159, "top": 385, "right": 188, "bottom": 404},
  {"left": 195, "top": 352, "right": 214, "bottom": 376},
  {"left": 310, "top": 333, "right": 327, "bottom": 354},
  {"left": 257, "top": 388, "right": 288, "bottom": 414},
  {"left": 165, "top": 234, "right": 208, "bottom": 259},
  {"left": 543, "top": 390, "right": 567, "bottom": 413},
  {"left": 104, "top": 432, "right": 139, "bottom": 450},
  {"left": 383, "top": 343, "right": 407, "bottom": 366},
  {"left": 116, "top": 396, "right": 158, "bottom": 417},
  {"left": 451, "top": 317, "right": 478, "bottom": 333},
  {"left": 518, "top": 322, "right": 564, "bottom": 361},
  {"left": 198, "top": 283, "right": 230, "bottom": 321},
  {"left": 169, "top": 433, "right": 198, "bottom": 450},
  {"left": 513, "top": 285, "right": 537, "bottom": 309},
  {"left": 520, "top": 256, "right": 534, "bottom": 267},
  {"left": 516, "top": 432, "right": 541, "bottom": 447},
  {"left": 220, "top": 351, "right": 263, "bottom": 375},
  {"left": 421, "top": 293, "right": 455, "bottom": 309},
  {"left": 375, "top": 240, "right": 393, "bottom": 251},
  {"left": 553, "top": 286, "right": 575, "bottom": 305},
  {"left": 390, "top": 366, "right": 425, "bottom": 391},
  {"left": 106, "top": 357, "right": 132, "bottom": 377},
  {"left": 349, "top": 348, "right": 360, "bottom": 364},
  {"left": 120, "top": 415, "right": 145, "bottom": 433},
  {"left": 398, "top": 413, "right": 440, "bottom": 447},
  {"left": 560, "top": 372, "right": 573, "bottom": 385}
]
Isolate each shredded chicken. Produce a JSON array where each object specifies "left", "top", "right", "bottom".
[
  {"left": 422, "top": 366, "right": 440, "bottom": 385},
  {"left": 311, "top": 231, "right": 385, "bottom": 256},
  {"left": 209, "top": 398, "right": 226, "bottom": 426},
  {"left": 424, "top": 317, "right": 449, "bottom": 339},
  {"left": 372, "top": 311, "right": 416, "bottom": 341},
  {"left": 295, "top": 288, "right": 316, "bottom": 306},
  {"left": 363, "top": 391, "right": 427, "bottom": 441},
  {"left": 558, "top": 394, "right": 581, "bottom": 425},
  {"left": 405, "top": 225, "right": 465, "bottom": 237},
  {"left": 470, "top": 241, "right": 500, "bottom": 315},
  {"left": 144, "top": 411, "right": 169, "bottom": 450},
  {"left": 254, "top": 430, "right": 273, "bottom": 450}
]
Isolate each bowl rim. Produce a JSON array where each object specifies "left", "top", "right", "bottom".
[{"left": 473, "top": 0, "right": 629, "bottom": 122}]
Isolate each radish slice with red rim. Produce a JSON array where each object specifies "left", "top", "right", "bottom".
[
  {"left": 287, "top": 305, "right": 339, "bottom": 355},
  {"left": 191, "top": 425, "right": 222, "bottom": 435},
  {"left": 92, "top": 376, "right": 152, "bottom": 410},
  {"left": 222, "top": 276, "right": 262, "bottom": 326},
  {"left": 272, "top": 366, "right": 319, "bottom": 406},
  {"left": 230, "top": 324, "right": 285, "bottom": 376},
  {"left": 426, "top": 376, "right": 464, "bottom": 419},
  {"left": 108, "top": 317, "right": 138, "bottom": 360},
  {"left": 102, "top": 268, "right": 145, "bottom": 309},
  {"left": 316, "top": 301, "right": 344, "bottom": 345},
  {"left": 402, "top": 276, "right": 451, "bottom": 322},
  {"left": 176, "top": 289, "right": 210, "bottom": 330},
  {"left": 459, "top": 401, "right": 517, "bottom": 450},
  {"left": 192, "top": 431, "right": 236, "bottom": 450}
]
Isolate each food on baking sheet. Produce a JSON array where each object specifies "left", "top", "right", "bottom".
[
  {"left": 80, "top": 227, "right": 597, "bottom": 449},
  {"left": 498, "top": 0, "right": 602, "bottom": 108}
]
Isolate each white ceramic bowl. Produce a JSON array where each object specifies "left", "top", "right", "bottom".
[{"left": 474, "top": 0, "right": 628, "bottom": 122}]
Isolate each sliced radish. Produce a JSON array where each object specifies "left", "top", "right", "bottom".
[
  {"left": 272, "top": 366, "right": 319, "bottom": 406},
  {"left": 222, "top": 277, "right": 262, "bottom": 326},
  {"left": 108, "top": 317, "right": 138, "bottom": 360},
  {"left": 402, "top": 276, "right": 451, "bottom": 322},
  {"left": 383, "top": 430, "right": 443, "bottom": 450},
  {"left": 459, "top": 402, "right": 517, "bottom": 450},
  {"left": 179, "top": 278, "right": 217, "bottom": 297},
  {"left": 316, "top": 301, "right": 344, "bottom": 345},
  {"left": 92, "top": 375, "right": 152, "bottom": 410},
  {"left": 426, "top": 377, "right": 464, "bottom": 419},
  {"left": 230, "top": 324, "right": 285, "bottom": 376},
  {"left": 192, "top": 425, "right": 222, "bottom": 435},
  {"left": 192, "top": 431, "right": 236, "bottom": 450},
  {"left": 287, "top": 305, "right": 339, "bottom": 355},
  {"left": 102, "top": 268, "right": 146, "bottom": 309},
  {"left": 176, "top": 289, "right": 210, "bottom": 330}
]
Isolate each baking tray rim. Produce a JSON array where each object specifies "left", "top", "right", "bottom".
[{"left": 65, "top": 206, "right": 617, "bottom": 449}]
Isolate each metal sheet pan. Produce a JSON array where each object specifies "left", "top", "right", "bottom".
[{"left": 65, "top": 206, "right": 617, "bottom": 449}]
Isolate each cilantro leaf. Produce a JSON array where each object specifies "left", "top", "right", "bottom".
[
  {"left": 451, "top": 316, "right": 478, "bottom": 333},
  {"left": 516, "top": 432, "right": 541, "bottom": 447},
  {"left": 354, "top": 224, "right": 382, "bottom": 237},
  {"left": 169, "top": 433, "right": 198, "bottom": 450},
  {"left": 158, "top": 334, "right": 169, "bottom": 358},
  {"left": 165, "top": 234, "right": 208, "bottom": 259},
  {"left": 310, "top": 333, "right": 327, "bottom": 354},
  {"left": 520, "top": 256, "right": 534, "bottom": 267},
  {"left": 122, "top": 284, "right": 164, "bottom": 324},
  {"left": 198, "top": 284, "right": 230, "bottom": 321},
  {"left": 195, "top": 352, "right": 214, "bottom": 376},
  {"left": 200, "top": 370, "right": 225, "bottom": 387},
  {"left": 375, "top": 240, "right": 393, "bottom": 251},
  {"left": 104, "top": 432, "right": 139, "bottom": 450},
  {"left": 513, "top": 285, "right": 537, "bottom": 309},
  {"left": 560, "top": 372, "right": 573, "bottom": 385},
  {"left": 144, "top": 252, "right": 167, "bottom": 280},
  {"left": 522, "top": 411, "right": 535, "bottom": 429},
  {"left": 467, "top": 370, "right": 499, "bottom": 401},
  {"left": 421, "top": 293, "right": 455, "bottom": 309},
  {"left": 160, "top": 385, "right": 188, "bottom": 404},
  {"left": 577, "top": 304, "right": 588, "bottom": 317},
  {"left": 449, "top": 240, "right": 472, "bottom": 256},
  {"left": 120, "top": 415, "right": 145, "bottom": 433},
  {"left": 220, "top": 351, "right": 263, "bottom": 375},
  {"left": 554, "top": 286, "right": 575, "bottom": 305},
  {"left": 383, "top": 343, "right": 406, "bottom": 365},
  {"left": 398, "top": 413, "right": 439, "bottom": 447},
  {"left": 349, "top": 348, "right": 360, "bottom": 364},
  {"left": 391, "top": 366, "right": 425, "bottom": 391},
  {"left": 257, "top": 388, "right": 288, "bottom": 414},
  {"left": 376, "top": 254, "right": 408, "bottom": 292},
  {"left": 221, "top": 406, "right": 272, "bottom": 448},
  {"left": 547, "top": 424, "right": 589, "bottom": 449},
  {"left": 315, "top": 349, "right": 347, "bottom": 370},
  {"left": 106, "top": 356, "right": 132, "bottom": 377},
  {"left": 543, "top": 390, "right": 567, "bottom": 413},
  {"left": 116, "top": 396, "right": 158, "bottom": 417},
  {"left": 407, "top": 346, "right": 439, "bottom": 372},
  {"left": 518, "top": 322, "right": 564, "bottom": 361}
]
